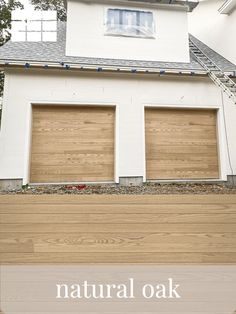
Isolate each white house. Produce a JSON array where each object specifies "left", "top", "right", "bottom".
[
  {"left": 189, "top": 0, "right": 236, "bottom": 64},
  {"left": 0, "top": 0, "right": 236, "bottom": 189}
]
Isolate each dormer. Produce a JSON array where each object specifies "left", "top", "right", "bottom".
[{"left": 66, "top": 0, "right": 199, "bottom": 63}]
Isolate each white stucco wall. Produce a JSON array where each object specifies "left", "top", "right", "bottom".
[
  {"left": 66, "top": 0, "right": 190, "bottom": 62},
  {"left": 0, "top": 69, "right": 236, "bottom": 184},
  {"left": 189, "top": 0, "right": 236, "bottom": 65}
]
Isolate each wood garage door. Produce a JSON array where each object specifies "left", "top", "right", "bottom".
[
  {"left": 30, "top": 105, "right": 115, "bottom": 183},
  {"left": 145, "top": 108, "right": 219, "bottom": 180}
]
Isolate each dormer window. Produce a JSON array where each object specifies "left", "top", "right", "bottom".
[{"left": 106, "top": 9, "right": 155, "bottom": 38}]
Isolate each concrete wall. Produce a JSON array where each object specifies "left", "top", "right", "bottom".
[
  {"left": 66, "top": 0, "right": 190, "bottom": 62},
  {"left": 189, "top": 0, "right": 236, "bottom": 65},
  {"left": 1, "top": 69, "right": 236, "bottom": 184}
]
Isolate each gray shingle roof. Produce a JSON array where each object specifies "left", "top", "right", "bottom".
[
  {"left": 190, "top": 34, "right": 236, "bottom": 73},
  {"left": 0, "top": 22, "right": 235, "bottom": 74}
]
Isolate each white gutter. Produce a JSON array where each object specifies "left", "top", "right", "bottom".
[
  {"left": 0, "top": 59, "right": 208, "bottom": 76},
  {"left": 1, "top": 59, "right": 235, "bottom": 77},
  {"left": 218, "top": 0, "right": 236, "bottom": 14}
]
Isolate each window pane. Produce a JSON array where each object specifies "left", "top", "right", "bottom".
[
  {"left": 107, "top": 9, "right": 120, "bottom": 32},
  {"left": 27, "top": 21, "right": 41, "bottom": 31},
  {"left": 12, "top": 21, "right": 26, "bottom": 32},
  {"left": 11, "top": 21, "right": 26, "bottom": 41},
  {"left": 43, "top": 21, "right": 57, "bottom": 31},
  {"left": 11, "top": 31, "right": 26, "bottom": 42},
  {"left": 27, "top": 32, "right": 41, "bottom": 42},
  {"left": 121, "top": 10, "right": 137, "bottom": 35},
  {"left": 122, "top": 10, "right": 137, "bottom": 26},
  {"left": 42, "top": 32, "right": 57, "bottom": 42},
  {"left": 106, "top": 9, "right": 154, "bottom": 37},
  {"left": 139, "top": 11, "right": 154, "bottom": 36}
]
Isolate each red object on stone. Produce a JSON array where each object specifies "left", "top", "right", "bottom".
[
  {"left": 77, "top": 185, "right": 86, "bottom": 190},
  {"left": 65, "top": 185, "right": 86, "bottom": 190}
]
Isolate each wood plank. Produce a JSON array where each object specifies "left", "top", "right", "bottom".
[
  {"left": 1, "top": 223, "right": 236, "bottom": 233},
  {"left": 1, "top": 233, "right": 236, "bottom": 253},
  {"left": 1, "top": 252, "right": 236, "bottom": 264},
  {"left": 145, "top": 108, "right": 219, "bottom": 180},
  {"left": 0, "top": 241, "right": 33, "bottom": 253},
  {"left": 1, "top": 195, "right": 236, "bottom": 204},
  {"left": 1, "top": 203, "right": 236, "bottom": 214},
  {"left": 1, "top": 213, "right": 236, "bottom": 224},
  {"left": 1, "top": 195, "right": 236, "bottom": 264},
  {"left": 30, "top": 105, "right": 115, "bottom": 183}
]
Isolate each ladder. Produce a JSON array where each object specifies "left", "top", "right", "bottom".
[{"left": 189, "top": 38, "right": 236, "bottom": 105}]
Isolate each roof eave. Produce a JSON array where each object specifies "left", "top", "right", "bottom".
[
  {"left": 72, "top": 0, "right": 199, "bottom": 12},
  {"left": 0, "top": 59, "right": 211, "bottom": 76}
]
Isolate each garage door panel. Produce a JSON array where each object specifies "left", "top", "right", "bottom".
[
  {"left": 33, "top": 128, "right": 114, "bottom": 135},
  {"left": 145, "top": 108, "right": 219, "bottom": 180},
  {"left": 30, "top": 106, "right": 115, "bottom": 183},
  {"left": 149, "top": 109, "right": 216, "bottom": 123},
  {"left": 31, "top": 166, "right": 114, "bottom": 183},
  {"left": 31, "top": 144, "right": 114, "bottom": 155},
  {"left": 33, "top": 126, "right": 113, "bottom": 137},
  {"left": 150, "top": 154, "right": 218, "bottom": 163},
  {"left": 147, "top": 148, "right": 218, "bottom": 156},
  {"left": 31, "top": 153, "right": 114, "bottom": 167},
  {"left": 147, "top": 139, "right": 218, "bottom": 147},
  {"left": 147, "top": 145, "right": 218, "bottom": 155},
  {"left": 148, "top": 146, "right": 218, "bottom": 156},
  {"left": 148, "top": 132, "right": 217, "bottom": 141},
  {"left": 33, "top": 119, "right": 114, "bottom": 129},
  {"left": 148, "top": 162, "right": 219, "bottom": 169},
  {"left": 32, "top": 138, "right": 114, "bottom": 148},
  {"left": 150, "top": 121, "right": 217, "bottom": 129},
  {"left": 156, "top": 171, "right": 219, "bottom": 179},
  {"left": 147, "top": 167, "right": 219, "bottom": 180}
]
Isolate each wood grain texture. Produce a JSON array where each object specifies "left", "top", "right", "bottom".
[
  {"left": 0, "top": 195, "right": 236, "bottom": 264},
  {"left": 145, "top": 108, "right": 219, "bottom": 180},
  {"left": 30, "top": 105, "right": 115, "bottom": 183},
  {"left": 1, "top": 194, "right": 235, "bottom": 204},
  {"left": 2, "top": 213, "right": 236, "bottom": 224}
]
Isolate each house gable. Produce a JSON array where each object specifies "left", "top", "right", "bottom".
[{"left": 65, "top": 0, "right": 190, "bottom": 62}]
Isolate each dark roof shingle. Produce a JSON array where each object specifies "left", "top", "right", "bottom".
[{"left": 0, "top": 22, "right": 235, "bottom": 74}]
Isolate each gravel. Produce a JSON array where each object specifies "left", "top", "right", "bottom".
[{"left": 1, "top": 183, "right": 236, "bottom": 195}]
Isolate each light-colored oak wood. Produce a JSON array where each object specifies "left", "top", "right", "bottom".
[
  {"left": 1, "top": 252, "right": 236, "bottom": 264},
  {"left": 1, "top": 223, "right": 236, "bottom": 233},
  {"left": 1, "top": 232, "right": 236, "bottom": 253},
  {"left": 1, "top": 203, "right": 235, "bottom": 214},
  {"left": 2, "top": 213, "right": 236, "bottom": 224},
  {"left": 145, "top": 108, "right": 219, "bottom": 180},
  {"left": 1, "top": 194, "right": 236, "bottom": 204},
  {"left": 0, "top": 195, "right": 236, "bottom": 264},
  {"left": 30, "top": 105, "right": 115, "bottom": 183}
]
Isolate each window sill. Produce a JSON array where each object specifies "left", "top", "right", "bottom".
[{"left": 104, "top": 32, "right": 156, "bottom": 40}]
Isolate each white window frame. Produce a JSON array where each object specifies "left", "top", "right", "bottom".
[
  {"left": 11, "top": 11, "right": 57, "bottom": 42},
  {"left": 104, "top": 8, "right": 156, "bottom": 39}
]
